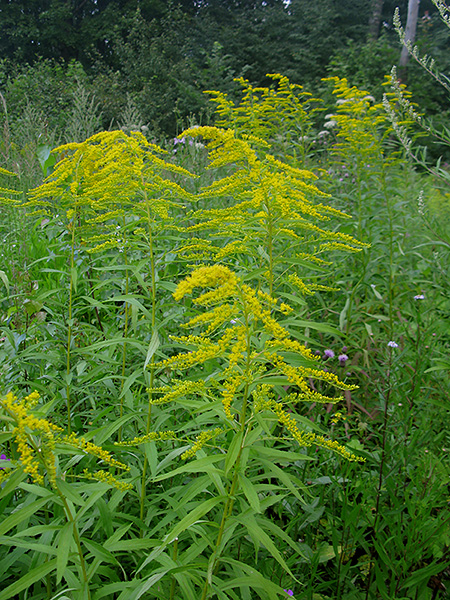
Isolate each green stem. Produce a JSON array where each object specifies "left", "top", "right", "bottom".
[
  {"left": 139, "top": 190, "right": 158, "bottom": 527},
  {"left": 118, "top": 218, "right": 130, "bottom": 442},
  {"left": 169, "top": 537, "right": 179, "bottom": 600},
  {"left": 58, "top": 491, "right": 91, "bottom": 600},
  {"left": 200, "top": 298, "right": 252, "bottom": 600},
  {"left": 66, "top": 217, "right": 76, "bottom": 435}
]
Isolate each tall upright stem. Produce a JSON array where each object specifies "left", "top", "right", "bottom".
[
  {"left": 200, "top": 299, "right": 252, "bottom": 600},
  {"left": 139, "top": 191, "right": 158, "bottom": 525},
  {"left": 118, "top": 215, "right": 130, "bottom": 441},
  {"left": 66, "top": 217, "right": 76, "bottom": 434}
]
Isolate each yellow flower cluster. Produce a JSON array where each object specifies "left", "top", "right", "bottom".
[
  {"left": 26, "top": 130, "right": 196, "bottom": 250},
  {"left": 288, "top": 273, "right": 339, "bottom": 296},
  {"left": 323, "top": 77, "right": 388, "bottom": 169},
  {"left": 221, "top": 374, "right": 243, "bottom": 420},
  {"left": 204, "top": 73, "right": 322, "bottom": 149},
  {"left": 265, "top": 398, "right": 364, "bottom": 462},
  {"left": 62, "top": 433, "right": 129, "bottom": 471},
  {"left": 1, "top": 391, "right": 62, "bottom": 485},
  {"left": 181, "top": 428, "right": 223, "bottom": 460},
  {"left": 173, "top": 264, "right": 238, "bottom": 304},
  {"left": 268, "top": 353, "right": 357, "bottom": 394},
  {"left": 0, "top": 167, "right": 22, "bottom": 208},
  {"left": 1, "top": 391, "right": 133, "bottom": 489},
  {"left": 146, "top": 380, "right": 205, "bottom": 405},
  {"left": 116, "top": 431, "right": 177, "bottom": 446},
  {"left": 176, "top": 123, "right": 366, "bottom": 291},
  {"left": 83, "top": 469, "right": 133, "bottom": 491}
]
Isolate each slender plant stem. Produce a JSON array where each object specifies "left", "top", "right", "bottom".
[
  {"left": 66, "top": 216, "right": 76, "bottom": 435},
  {"left": 139, "top": 189, "right": 158, "bottom": 526},
  {"left": 364, "top": 348, "right": 393, "bottom": 600},
  {"left": 118, "top": 217, "right": 130, "bottom": 442},
  {"left": 169, "top": 537, "right": 179, "bottom": 600},
  {"left": 200, "top": 296, "right": 252, "bottom": 600},
  {"left": 58, "top": 492, "right": 91, "bottom": 600}
]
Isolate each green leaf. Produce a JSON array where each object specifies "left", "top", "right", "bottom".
[
  {"left": 164, "top": 495, "right": 225, "bottom": 544},
  {"left": 117, "top": 569, "right": 169, "bottom": 600},
  {"left": 0, "top": 496, "right": 50, "bottom": 536},
  {"left": 144, "top": 329, "right": 160, "bottom": 370},
  {"left": 56, "top": 479, "right": 85, "bottom": 507},
  {"left": 225, "top": 431, "right": 243, "bottom": 477},
  {"left": 152, "top": 454, "right": 225, "bottom": 481},
  {"left": 0, "top": 270, "right": 9, "bottom": 295},
  {"left": 250, "top": 445, "right": 313, "bottom": 463},
  {"left": 238, "top": 473, "right": 261, "bottom": 513},
  {"left": 71, "top": 266, "right": 78, "bottom": 293},
  {"left": 339, "top": 297, "right": 350, "bottom": 332},
  {"left": 0, "top": 468, "right": 27, "bottom": 499},
  {"left": 0, "top": 558, "right": 57, "bottom": 600},
  {"left": 93, "top": 412, "right": 136, "bottom": 445},
  {"left": 56, "top": 522, "right": 74, "bottom": 584},
  {"left": 138, "top": 496, "right": 225, "bottom": 573},
  {"left": 258, "top": 459, "right": 305, "bottom": 500},
  {"left": 285, "top": 318, "right": 341, "bottom": 336},
  {"left": 236, "top": 514, "right": 293, "bottom": 576},
  {"left": 219, "top": 573, "right": 286, "bottom": 598},
  {"left": 82, "top": 537, "right": 120, "bottom": 566}
]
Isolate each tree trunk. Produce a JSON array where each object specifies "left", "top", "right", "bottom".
[
  {"left": 368, "top": 0, "right": 384, "bottom": 41},
  {"left": 399, "top": 0, "right": 420, "bottom": 67}
]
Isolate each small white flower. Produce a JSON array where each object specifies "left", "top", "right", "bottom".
[
  {"left": 414, "top": 294, "right": 425, "bottom": 300},
  {"left": 388, "top": 341, "right": 398, "bottom": 348}
]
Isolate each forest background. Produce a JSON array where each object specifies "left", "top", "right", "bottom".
[{"left": 1, "top": 0, "right": 450, "bottom": 146}]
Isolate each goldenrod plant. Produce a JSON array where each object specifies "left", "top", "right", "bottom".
[
  {"left": 120, "top": 265, "right": 363, "bottom": 600},
  {"left": 0, "top": 390, "right": 131, "bottom": 600},
  {"left": 205, "top": 74, "right": 323, "bottom": 164},
  {"left": 178, "top": 126, "right": 367, "bottom": 298},
  {"left": 26, "top": 130, "right": 195, "bottom": 518},
  {"left": 0, "top": 71, "right": 448, "bottom": 600}
]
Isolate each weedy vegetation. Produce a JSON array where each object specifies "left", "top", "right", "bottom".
[{"left": 0, "top": 12, "right": 449, "bottom": 600}]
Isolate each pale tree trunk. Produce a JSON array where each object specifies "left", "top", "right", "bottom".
[
  {"left": 399, "top": 0, "right": 420, "bottom": 67},
  {"left": 368, "top": 0, "right": 384, "bottom": 41}
]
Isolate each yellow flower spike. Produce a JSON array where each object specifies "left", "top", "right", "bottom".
[
  {"left": 0, "top": 391, "right": 132, "bottom": 489},
  {"left": 173, "top": 265, "right": 239, "bottom": 303},
  {"left": 116, "top": 431, "right": 177, "bottom": 446},
  {"left": 181, "top": 428, "right": 223, "bottom": 460},
  {"left": 265, "top": 398, "right": 364, "bottom": 462}
]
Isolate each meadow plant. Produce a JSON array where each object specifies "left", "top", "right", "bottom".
[
  {"left": 0, "top": 68, "right": 448, "bottom": 600},
  {"left": 178, "top": 125, "right": 367, "bottom": 298},
  {"left": 0, "top": 389, "right": 131, "bottom": 600},
  {"left": 205, "top": 74, "right": 323, "bottom": 164}
]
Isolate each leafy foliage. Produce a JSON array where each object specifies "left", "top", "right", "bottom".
[{"left": 0, "top": 68, "right": 449, "bottom": 600}]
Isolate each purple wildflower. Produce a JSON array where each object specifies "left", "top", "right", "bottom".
[
  {"left": 387, "top": 341, "right": 398, "bottom": 348},
  {"left": 284, "top": 591, "right": 294, "bottom": 597},
  {"left": 338, "top": 353, "right": 349, "bottom": 365},
  {"left": 324, "top": 349, "right": 335, "bottom": 358},
  {"left": 0, "top": 454, "right": 10, "bottom": 469},
  {"left": 414, "top": 294, "right": 425, "bottom": 300}
]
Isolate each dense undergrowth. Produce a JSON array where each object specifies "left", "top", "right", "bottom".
[{"left": 0, "top": 69, "right": 448, "bottom": 600}]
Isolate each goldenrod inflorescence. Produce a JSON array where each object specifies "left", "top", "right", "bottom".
[{"left": 0, "top": 391, "right": 132, "bottom": 490}]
